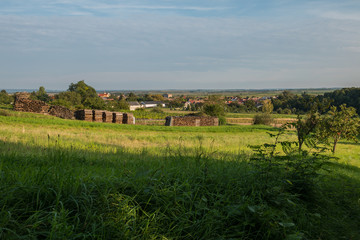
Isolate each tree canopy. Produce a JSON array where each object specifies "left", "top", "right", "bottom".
[
  {"left": 55, "top": 80, "right": 105, "bottom": 110},
  {"left": 0, "top": 90, "right": 12, "bottom": 104},
  {"left": 317, "top": 104, "right": 360, "bottom": 153}
]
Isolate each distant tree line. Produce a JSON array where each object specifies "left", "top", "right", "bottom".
[
  {"left": 225, "top": 88, "right": 360, "bottom": 115},
  {"left": 271, "top": 90, "right": 332, "bottom": 114}
]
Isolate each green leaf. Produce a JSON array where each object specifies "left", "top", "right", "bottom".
[{"left": 279, "top": 222, "right": 295, "bottom": 227}]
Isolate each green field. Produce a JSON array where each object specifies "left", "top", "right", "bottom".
[{"left": 1, "top": 109, "right": 359, "bottom": 239}]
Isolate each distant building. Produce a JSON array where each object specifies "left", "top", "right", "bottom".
[
  {"left": 128, "top": 101, "right": 141, "bottom": 111},
  {"left": 128, "top": 101, "right": 166, "bottom": 110},
  {"left": 98, "top": 92, "right": 111, "bottom": 100},
  {"left": 141, "top": 101, "right": 166, "bottom": 108},
  {"left": 163, "top": 93, "right": 173, "bottom": 98}
]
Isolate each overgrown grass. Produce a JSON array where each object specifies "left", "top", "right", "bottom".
[
  {"left": 0, "top": 110, "right": 359, "bottom": 239},
  {"left": 0, "top": 104, "right": 13, "bottom": 110}
]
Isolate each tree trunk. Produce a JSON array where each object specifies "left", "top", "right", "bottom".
[{"left": 332, "top": 138, "right": 339, "bottom": 154}]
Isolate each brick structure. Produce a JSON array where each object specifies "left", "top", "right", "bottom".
[
  {"left": 48, "top": 105, "right": 75, "bottom": 119},
  {"left": 165, "top": 116, "right": 219, "bottom": 126},
  {"left": 113, "top": 112, "right": 123, "bottom": 124},
  {"left": 13, "top": 93, "right": 50, "bottom": 114},
  {"left": 102, "top": 111, "right": 113, "bottom": 123},
  {"left": 14, "top": 92, "right": 31, "bottom": 101},
  {"left": 123, "top": 113, "right": 135, "bottom": 124},
  {"left": 75, "top": 109, "right": 93, "bottom": 121},
  {"left": 92, "top": 110, "right": 103, "bottom": 122}
]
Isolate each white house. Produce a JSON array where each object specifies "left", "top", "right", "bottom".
[
  {"left": 141, "top": 101, "right": 166, "bottom": 108},
  {"left": 128, "top": 101, "right": 141, "bottom": 111}
]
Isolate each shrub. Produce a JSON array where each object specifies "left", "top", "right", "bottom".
[
  {"left": 218, "top": 116, "right": 227, "bottom": 125},
  {"left": 202, "top": 103, "right": 226, "bottom": 117},
  {"left": 253, "top": 113, "right": 273, "bottom": 125},
  {"left": 0, "top": 109, "right": 15, "bottom": 116},
  {"left": 151, "top": 107, "right": 164, "bottom": 113}
]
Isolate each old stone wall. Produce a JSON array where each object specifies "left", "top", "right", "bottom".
[
  {"left": 93, "top": 110, "right": 103, "bottom": 122},
  {"left": 14, "top": 98, "right": 50, "bottom": 114},
  {"left": 165, "top": 116, "right": 219, "bottom": 126},
  {"left": 14, "top": 92, "right": 31, "bottom": 101},
  {"left": 102, "top": 111, "right": 113, "bottom": 123},
  {"left": 123, "top": 113, "right": 135, "bottom": 124},
  {"left": 74, "top": 109, "right": 93, "bottom": 121},
  {"left": 113, "top": 112, "right": 123, "bottom": 124},
  {"left": 48, "top": 105, "right": 75, "bottom": 119}
]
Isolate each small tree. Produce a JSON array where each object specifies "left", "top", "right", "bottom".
[
  {"left": 261, "top": 99, "right": 274, "bottom": 113},
  {"left": 0, "top": 90, "right": 12, "bottom": 104},
  {"left": 202, "top": 103, "right": 226, "bottom": 125},
  {"left": 126, "top": 92, "right": 138, "bottom": 101},
  {"left": 53, "top": 91, "right": 82, "bottom": 109},
  {"left": 253, "top": 113, "right": 273, "bottom": 126},
  {"left": 68, "top": 80, "right": 105, "bottom": 109},
  {"left": 318, "top": 104, "right": 360, "bottom": 154},
  {"left": 288, "top": 111, "right": 320, "bottom": 152},
  {"left": 30, "top": 86, "right": 51, "bottom": 102}
]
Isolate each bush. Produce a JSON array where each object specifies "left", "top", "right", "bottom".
[
  {"left": 253, "top": 113, "right": 273, "bottom": 125},
  {"left": 202, "top": 103, "right": 226, "bottom": 117},
  {"left": 218, "top": 116, "right": 227, "bottom": 125},
  {"left": 151, "top": 107, "right": 164, "bottom": 113},
  {"left": 0, "top": 109, "right": 15, "bottom": 116}
]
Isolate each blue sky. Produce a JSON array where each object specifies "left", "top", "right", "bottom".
[{"left": 0, "top": 0, "right": 359, "bottom": 90}]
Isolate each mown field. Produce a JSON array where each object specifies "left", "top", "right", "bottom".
[{"left": 0, "top": 109, "right": 360, "bottom": 239}]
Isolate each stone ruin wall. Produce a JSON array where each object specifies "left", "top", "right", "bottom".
[
  {"left": 102, "top": 111, "right": 113, "bottom": 123},
  {"left": 123, "top": 113, "right": 135, "bottom": 124},
  {"left": 48, "top": 105, "right": 75, "bottom": 120},
  {"left": 113, "top": 112, "right": 123, "bottom": 124},
  {"left": 14, "top": 92, "right": 50, "bottom": 114},
  {"left": 74, "top": 109, "right": 93, "bottom": 121},
  {"left": 165, "top": 116, "right": 219, "bottom": 126},
  {"left": 74, "top": 109, "right": 133, "bottom": 124},
  {"left": 92, "top": 110, "right": 103, "bottom": 122}
]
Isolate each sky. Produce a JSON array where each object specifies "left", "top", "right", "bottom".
[{"left": 0, "top": 0, "right": 360, "bottom": 90}]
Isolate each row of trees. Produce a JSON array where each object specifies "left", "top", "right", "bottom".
[{"left": 272, "top": 88, "right": 360, "bottom": 115}]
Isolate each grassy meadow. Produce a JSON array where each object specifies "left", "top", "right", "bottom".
[{"left": 0, "top": 109, "right": 360, "bottom": 239}]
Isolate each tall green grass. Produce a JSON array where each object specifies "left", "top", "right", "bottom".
[{"left": 0, "top": 110, "right": 359, "bottom": 239}]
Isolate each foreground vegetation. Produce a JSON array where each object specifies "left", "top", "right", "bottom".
[{"left": 0, "top": 110, "right": 360, "bottom": 239}]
